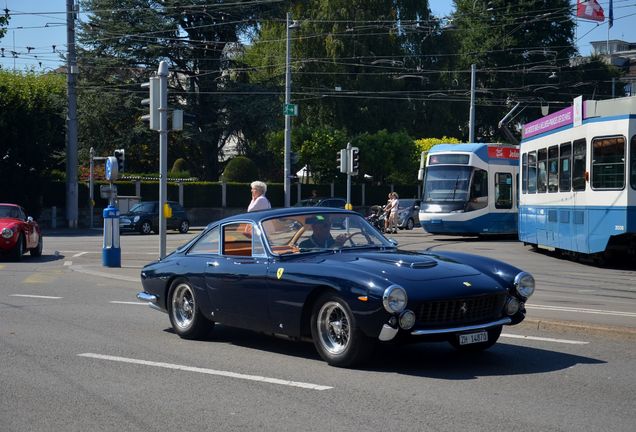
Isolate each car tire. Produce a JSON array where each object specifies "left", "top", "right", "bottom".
[
  {"left": 30, "top": 234, "right": 43, "bottom": 257},
  {"left": 139, "top": 221, "right": 153, "bottom": 235},
  {"left": 310, "top": 292, "right": 375, "bottom": 367},
  {"left": 178, "top": 220, "right": 190, "bottom": 234},
  {"left": 11, "top": 233, "right": 24, "bottom": 261},
  {"left": 168, "top": 278, "right": 213, "bottom": 339},
  {"left": 449, "top": 325, "right": 502, "bottom": 352},
  {"left": 406, "top": 218, "right": 415, "bottom": 230}
]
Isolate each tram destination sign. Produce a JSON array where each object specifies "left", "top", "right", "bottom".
[{"left": 522, "top": 106, "right": 573, "bottom": 140}]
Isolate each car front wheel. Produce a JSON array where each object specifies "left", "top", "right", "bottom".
[
  {"left": 449, "top": 325, "right": 502, "bottom": 352},
  {"left": 11, "top": 233, "right": 24, "bottom": 261},
  {"left": 30, "top": 234, "right": 43, "bottom": 257},
  {"left": 178, "top": 220, "right": 190, "bottom": 234},
  {"left": 406, "top": 218, "right": 415, "bottom": 230},
  {"left": 168, "top": 279, "right": 213, "bottom": 339},
  {"left": 139, "top": 221, "right": 153, "bottom": 235},
  {"left": 311, "top": 293, "right": 375, "bottom": 367}
]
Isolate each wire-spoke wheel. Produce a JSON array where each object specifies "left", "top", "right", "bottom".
[
  {"left": 311, "top": 293, "right": 375, "bottom": 367},
  {"left": 168, "top": 279, "right": 213, "bottom": 339},
  {"left": 11, "top": 233, "right": 24, "bottom": 261}
]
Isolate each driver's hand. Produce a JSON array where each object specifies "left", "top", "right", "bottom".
[{"left": 335, "top": 234, "right": 347, "bottom": 245}]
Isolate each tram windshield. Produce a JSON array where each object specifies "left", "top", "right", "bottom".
[{"left": 422, "top": 165, "right": 471, "bottom": 207}]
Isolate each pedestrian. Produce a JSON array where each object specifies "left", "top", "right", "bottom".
[
  {"left": 388, "top": 192, "right": 399, "bottom": 234},
  {"left": 383, "top": 193, "right": 392, "bottom": 233},
  {"left": 247, "top": 180, "right": 271, "bottom": 212}
]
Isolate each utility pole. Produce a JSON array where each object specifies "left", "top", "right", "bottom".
[
  {"left": 66, "top": 0, "right": 78, "bottom": 228},
  {"left": 469, "top": 64, "right": 476, "bottom": 143},
  {"left": 158, "top": 61, "right": 169, "bottom": 259},
  {"left": 283, "top": 12, "right": 293, "bottom": 207}
]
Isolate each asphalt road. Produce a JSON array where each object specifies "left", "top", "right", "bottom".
[{"left": 1, "top": 228, "right": 635, "bottom": 431}]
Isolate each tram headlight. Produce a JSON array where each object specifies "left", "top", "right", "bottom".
[{"left": 513, "top": 272, "right": 535, "bottom": 298}]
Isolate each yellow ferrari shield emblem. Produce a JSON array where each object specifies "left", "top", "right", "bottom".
[{"left": 277, "top": 268, "right": 285, "bottom": 280}]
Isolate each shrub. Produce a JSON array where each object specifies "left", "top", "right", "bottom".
[{"left": 222, "top": 156, "right": 259, "bottom": 183}]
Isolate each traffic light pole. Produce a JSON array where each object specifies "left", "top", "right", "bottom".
[
  {"left": 346, "top": 142, "right": 352, "bottom": 209},
  {"left": 158, "top": 61, "right": 169, "bottom": 259}
]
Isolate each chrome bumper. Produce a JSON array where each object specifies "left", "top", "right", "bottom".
[
  {"left": 410, "top": 317, "right": 512, "bottom": 336},
  {"left": 136, "top": 291, "right": 165, "bottom": 313}
]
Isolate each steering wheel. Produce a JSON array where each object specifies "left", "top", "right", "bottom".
[{"left": 341, "top": 231, "right": 370, "bottom": 246}]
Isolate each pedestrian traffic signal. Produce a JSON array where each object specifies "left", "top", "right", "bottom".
[
  {"left": 349, "top": 147, "right": 359, "bottom": 175},
  {"left": 141, "top": 77, "right": 160, "bottom": 131},
  {"left": 114, "top": 149, "right": 125, "bottom": 174},
  {"left": 336, "top": 149, "right": 348, "bottom": 173}
]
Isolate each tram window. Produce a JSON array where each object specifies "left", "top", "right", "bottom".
[
  {"left": 559, "top": 143, "right": 572, "bottom": 192},
  {"left": 548, "top": 146, "right": 559, "bottom": 192},
  {"left": 592, "top": 136, "right": 625, "bottom": 190},
  {"left": 467, "top": 169, "right": 488, "bottom": 211},
  {"left": 631, "top": 136, "right": 636, "bottom": 190},
  {"left": 522, "top": 153, "right": 528, "bottom": 193},
  {"left": 572, "top": 139, "right": 587, "bottom": 191},
  {"left": 528, "top": 151, "right": 537, "bottom": 193},
  {"left": 537, "top": 148, "right": 547, "bottom": 193},
  {"left": 495, "top": 173, "right": 513, "bottom": 209}
]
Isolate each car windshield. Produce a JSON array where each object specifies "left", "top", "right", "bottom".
[
  {"left": 261, "top": 212, "right": 392, "bottom": 255},
  {"left": 0, "top": 205, "right": 20, "bottom": 218},
  {"left": 398, "top": 199, "right": 417, "bottom": 209},
  {"left": 129, "top": 202, "right": 155, "bottom": 213},
  {"left": 293, "top": 199, "right": 319, "bottom": 207}
]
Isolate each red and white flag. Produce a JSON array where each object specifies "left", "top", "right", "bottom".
[{"left": 576, "top": 0, "right": 605, "bottom": 22}]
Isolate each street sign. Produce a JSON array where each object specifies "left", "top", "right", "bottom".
[
  {"left": 105, "top": 156, "right": 119, "bottom": 181},
  {"left": 283, "top": 103, "right": 298, "bottom": 116},
  {"left": 100, "top": 184, "right": 118, "bottom": 199}
]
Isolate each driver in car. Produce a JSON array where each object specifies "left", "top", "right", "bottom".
[{"left": 299, "top": 215, "right": 347, "bottom": 249}]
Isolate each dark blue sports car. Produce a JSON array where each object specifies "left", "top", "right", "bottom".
[{"left": 137, "top": 208, "right": 535, "bottom": 367}]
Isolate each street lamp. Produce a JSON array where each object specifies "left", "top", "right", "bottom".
[{"left": 284, "top": 13, "right": 300, "bottom": 207}]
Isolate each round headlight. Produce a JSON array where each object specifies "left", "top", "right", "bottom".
[
  {"left": 1, "top": 227, "right": 14, "bottom": 239},
  {"left": 383, "top": 285, "right": 407, "bottom": 313},
  {"left": 399, "top": 310, "right": 416, "bottom": 329},
  {"left": 133, "top": 215, "right": 140, "bottom": 222},
  {"left": 514, "top": 272, "right": 535, "bottom": 298},
  {"left": 504, "top": 297, "right": 520, "bottom": 315}
]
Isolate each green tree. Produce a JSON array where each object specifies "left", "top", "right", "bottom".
[
  {"left": 351, "top": 130, "right": 418, "bottom": 184},
  {"left": 222, "top": 156, "right": 259, "bottom": 182},
  {"left": 0, "top": 71, "right": 66, "bottom": 213}
]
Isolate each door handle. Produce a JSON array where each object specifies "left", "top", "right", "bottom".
[{"left": 206, "top": 261, "right": 219, "bottom": 267}]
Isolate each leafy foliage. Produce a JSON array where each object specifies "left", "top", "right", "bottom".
[{"left": 222, "top": 156, "right": 259, "bottom": 182}]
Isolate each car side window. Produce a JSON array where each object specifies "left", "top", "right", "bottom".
[
  {"left": 172, "top": 203, "right": 184, "bottom": 212},
  {"left": 188, "top": 226, "right": 220, "bottom": 255},
  {"left": 223, "top": 223, "right": 254, "bottom": 257}
]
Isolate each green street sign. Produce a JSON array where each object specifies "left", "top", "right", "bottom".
[{"left": 284, "top": 103, "right": 298, "bottom": 116}]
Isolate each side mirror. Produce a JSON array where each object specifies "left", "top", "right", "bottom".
[
  {"left": 388, "top": 238, "right": 398, "bottom": 247},
  {"left": 27, "top": 216, "right": 34, "bottom": 223}
]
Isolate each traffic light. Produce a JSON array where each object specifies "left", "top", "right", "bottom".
[
  {"left": 336, "top": 149, "right": 348, "bottom": 173},
  {"left": 141, "top": 77, "right": 160, "bottom": 131},
  {"left": 349, "top": 147, "right": 359, "bottom": 175},
  {"left": 114, "top": 149, "right": 125, "bottom": 174}
]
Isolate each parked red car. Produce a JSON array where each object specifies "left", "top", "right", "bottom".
[{"left": 0, "top": 204, "right": 43, "bottom": 260}]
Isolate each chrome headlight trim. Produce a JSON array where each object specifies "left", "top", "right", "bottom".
[
  {"left": 1, "top": 227, "right": 14, "bottom": 239},
  {"left": 514, "top": 272, "right": 535, "bottom": 298},
  {"left": 382, "top": 285, "right": 407, "bottom": 313}
]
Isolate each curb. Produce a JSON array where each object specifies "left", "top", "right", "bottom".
[{"left": 520, "top": 318, "right": 636, "bottom": 340}]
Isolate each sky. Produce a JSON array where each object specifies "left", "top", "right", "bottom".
[{"left": 0, "top": 0, "right": 635, "bottom": 71}]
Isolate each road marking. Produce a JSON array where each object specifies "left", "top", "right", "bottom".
[
  {"left": 10, "top": 294, "right": 62, "bottom": 299},
  {"left": 0, "top": 264, "right": 4, "bottom": 269},
  {"left": 64, "top": 261, "right": 73, "bottom": 266},
  {"left": 109, "top": 301, "right": 149, "bottom": 305},
  {"left": 78, "top": 353, "right": 333, "bottom": 391},
  {"left": 527, "top": 304, "right": 636, "bottom": 318},
  {"left": 23, "top": 273, "right": 56, "bottom": 284},
  {"left": 72, "top": 252, "right": 88, "bottom": 258},
  {"left": 501, "top": 333, "right": 588, "bottom": 345}
]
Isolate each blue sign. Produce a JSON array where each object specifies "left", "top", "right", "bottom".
[{"left": 105, "top": 156, "right": 118, "bottom": 181}]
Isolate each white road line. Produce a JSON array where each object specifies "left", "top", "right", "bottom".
[
  {"left": 527, "top": 304, "right": 636, "bottom": 318},
  {"left": 109, "top": 301, "right": 149, "bottom": 305},
  {"left": 64, "top": 261, "right": 73, "bottom": 266},
  {"left": 72, "top": 252, "right": 88, "bottom": 258},
  {"left": 501, "top": 333, "right": 589, "bottom": 345},
  {"left": 78, "top": 353, "right": 332, "bottom": 391},
  {"left": 10, "top": 294, "right": 63, "bottom": 299}
]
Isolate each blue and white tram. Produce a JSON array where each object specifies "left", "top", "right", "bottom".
[
  {"left": 518, "top": 95, "right": 636, "bottom": 258},
  {"left": 419, "top": 143, "right": 519, "bottom": 235}
]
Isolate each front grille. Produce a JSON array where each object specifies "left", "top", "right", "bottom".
[{"left": 415, "top": 293, "right": 506, "bottom": 327}]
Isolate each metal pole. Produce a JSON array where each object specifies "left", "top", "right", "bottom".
[
  {"left": 469, "top": 64, "right": 476, "bottom": 143},
  {"left": 283, "top": 12, "right": 293, "bottom": 207},
  {"left": 66, "top": 0, "right": 78, "bottom": 228},
  {"left": 346, "top": 142, "right": 352, "bottom": 208},
  {"left": 89, "top": 147, "right": 94, "bottom": 228},
  {"left": 158, "top": 61, "right": 169, "bottom": 259}
]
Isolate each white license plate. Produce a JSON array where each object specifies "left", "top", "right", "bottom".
[{"left": 459, "top": 331, "right": 488, "bottom": 345}]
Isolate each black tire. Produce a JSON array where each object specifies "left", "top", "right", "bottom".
[
  {"left": 310, "top": 292, "right": 375, "bottom": 367},
  {"left": 168, "top": 279, "right": 213, "bottom": 339},
  {"left": 11, "top": 233, "right": 24, "bottom": 261},
  {"left": 30, "top": 234, "right": 43, "bottom": 257},
  {"left": 178, "top": 220, "right": 190, "bottom": 234},
  {"left": 406, "top": 218, "right": 415, "bottom": 230},
  {"left": 449, "top": 325, "right": 502, "bottom": 352},
  {"left": 139, "top": 220, "right": 153, "bottom": 235}
]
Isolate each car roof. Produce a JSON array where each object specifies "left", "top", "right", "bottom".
[
  {"left": 0, "top": 203, "right": 20, "bottom": 207},
  {"left": 208, "top": 207, "right": 359, "bottom": 227}
]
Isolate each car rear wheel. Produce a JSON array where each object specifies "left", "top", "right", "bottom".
[
  {"left": 406, "top": 218, "right": 415, "bottom": 230},
  {"left": 11, "top": 233, "right": 24, "bottom": 261},
  {"left": 449, "top": 325, "right": 502, "bottom": 352},
  {"left": 178, "top": 220, "right": 190, "bottom": 234},
  {"left": 168, "top": 279, "right": 213, "bottom": 339},
  {"left": 311, "top": 293, "right": 375, "bottom": 367},
  {"left": 139, "top": 221, "right": 153, "bottom": 235},
  {"left": 30, "top": 234, "right": 43, "bottom": 257}
]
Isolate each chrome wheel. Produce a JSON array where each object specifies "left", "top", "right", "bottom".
[
  {"left": 171, "top": 283, "right": 195, "bottom": 331},
  {"left": 316, "top": 301, "right": 351, "bottom": 355},
  {"left": 140, "top": 221, "right": 152, "bottom": 235},
  {"left": 179, "top": 220, "right": 189, "bottom": 234}
]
